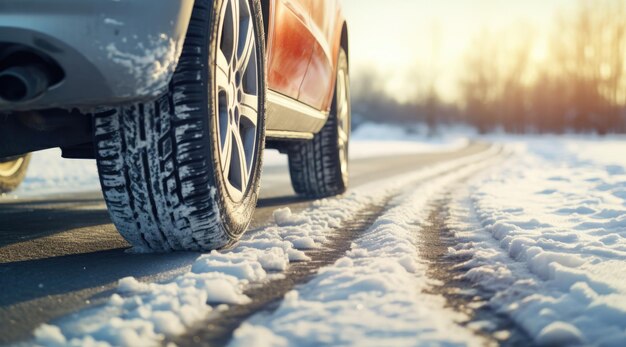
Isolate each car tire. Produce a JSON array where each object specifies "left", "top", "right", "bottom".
[
  {"left": 94, "top": 0, "right": 266, "bottom": 252},
  {"left": 288, "top": 48, "right": 351, "bottom": 198},
  {"left": 0, "top": 154, "right": 31, "bottom": 194}
]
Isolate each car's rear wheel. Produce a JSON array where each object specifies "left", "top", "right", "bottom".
[
  {"left": 94, "top": 0, "right": 265, "bottom": 252},
  {"left": 288, "top": 48, "right": 351, "bottom": 198},
  {"left": 0, "top": 154, "right": 31, "bottom": 194}
]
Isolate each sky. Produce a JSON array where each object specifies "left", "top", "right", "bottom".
[{"left": 343, "top": 0, "right": 573, "bottom": 103}]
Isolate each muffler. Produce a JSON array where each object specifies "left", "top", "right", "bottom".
[{"left": 0, "top": 64, "right": 51, "bottom": 102}]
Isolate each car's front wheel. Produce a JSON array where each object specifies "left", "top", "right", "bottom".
[
  {"left": 0, "top": 154, "right": 31, "bottom": 194},
  {"left": 94, "top": 0, "right": 266, "bottom": 252}
]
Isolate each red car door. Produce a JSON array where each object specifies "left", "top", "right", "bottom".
[
  {"left": 266, "top": 0, "right": 316, "bottom": 102},
  {"left": 298, "top": 0, "right": 338, "bottom": 112}
]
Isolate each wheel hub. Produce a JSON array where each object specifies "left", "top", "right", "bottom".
[{"left": 215, "top": 0, "right": 260, "bottom": 202}]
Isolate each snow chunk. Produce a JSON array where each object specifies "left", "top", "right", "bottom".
[
  {"left": 34, "top": 325, "right": 67, "bottom": 346},
  {"left": 230, "top": 324, "right": 288, "bottom": 347},
  {"left": 104, "top": 18, "right": 124, "bottom": 26},
  {"left": 537, "top": 322, "right": 585, "bottom": 346},
  {"left": 257, "top": 248, "right": 290, "bottom": 271},
  {"left": 289, "top": 237, "right": 318, "bottom": 250},
  {"left": 527, "top": 249, "right": 585, "bottom": 280},
  {"left": 118, "top": 277, "right": 148, "bottom": 293},
  {"left": 273, "top": 207, "right": 309, "bottom": 226},
  {"left": 192, "top": 256, "right": 267, "bottom": 282}
]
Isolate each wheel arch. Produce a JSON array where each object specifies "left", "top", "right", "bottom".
[
  {"left": 340, "top": 21, "right": 349, "bottom": 65},
  {"left": 260, "top": 0, "right": 271, "bottom": 46}
]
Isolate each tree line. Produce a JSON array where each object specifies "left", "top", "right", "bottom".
[{"left": 353, "top": 0, "right": 626, "bottom": 134}]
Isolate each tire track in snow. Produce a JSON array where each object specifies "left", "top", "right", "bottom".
[
  {"left": 216, "top": 147, "right": 508, "bottom": 346},
  {"left": 174, "top": 146, "right": 505, "bottom": 347},
  {"left": 173, "top": 201, "right": 391, "bottom": 346},
  {"left": 418, "top": 155, "right": 535, "bottom": 347},
  {"left": 20, "top": 144, "right": 498, "bottom": 347}
]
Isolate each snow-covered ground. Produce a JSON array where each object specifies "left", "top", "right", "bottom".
[
  {"left": 6, "top": 149, "right": 100, "bottom": 198},
  {"left": 447, "top": 137, "right": 626, "bottom": 346},
  {"left": 32, "top": 145, "right": 499, "bottom": 347},
  {"left": 239, "top": 136, "right": 626, "bottom": 346},
  {"left": 349, "top": 122, "right": 471, "bottom": 158},
  {"left": 8, "top": 123, "right": 626, "bottom": 346},
  {"left": 229, "top": 150, "right": 499, "bottom": 347}
]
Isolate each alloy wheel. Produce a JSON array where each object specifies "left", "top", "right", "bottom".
[
  {"left": 215, "top": 0, "right": 260, "bottom": 202},
  {"left": 336, "top": 64, "right": 350, "bottom": 185}
]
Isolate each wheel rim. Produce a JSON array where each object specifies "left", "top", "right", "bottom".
[
  {"left": 0, "top": 157, "right": 24, "bottom": 177},
  {"left": 336, "top": 65, "right": 350, "bottom": 185},
  {"left": 215, "top": 0, "right": 260, "bottom": 202}
]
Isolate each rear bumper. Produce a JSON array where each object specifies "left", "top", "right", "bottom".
[{"left": 0, "top": 0, "right": 194, "bottom": 111}]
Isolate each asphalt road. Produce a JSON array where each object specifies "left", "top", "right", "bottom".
[{"left": 0, "top": 142, "right": 490, "bottom": 345}]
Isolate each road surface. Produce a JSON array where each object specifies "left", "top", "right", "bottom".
[{"left": 0, "top": 142, "right": 493, "bottom": 345}]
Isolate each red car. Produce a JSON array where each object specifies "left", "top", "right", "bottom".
[{"left": 0, "top": 0, "right": 350, "bottom": 251}]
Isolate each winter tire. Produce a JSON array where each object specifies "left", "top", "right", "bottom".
[
  {"left": 288, "top": 48, "right": 351, "bottom": 198},
  {"left": 0, "top": 154, "right": 31, "bottom": 194},
  {"left": 94, "top": 0, "right": 266, "bottom": 252}
]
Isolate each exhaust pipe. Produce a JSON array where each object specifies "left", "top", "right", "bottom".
[{"left": 0, "top": 64, "right": 51, "bottom": 103}]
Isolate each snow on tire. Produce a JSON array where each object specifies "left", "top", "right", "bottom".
[{"left": 94, "top": 0, "right": 266, "bottom": 252}]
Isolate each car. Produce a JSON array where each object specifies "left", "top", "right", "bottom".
[{"left": 0, "top": 0, "right": 350, "bottom": 252}]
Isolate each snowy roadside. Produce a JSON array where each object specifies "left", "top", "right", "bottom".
[
  {"left": 263, "top": 123, "right": 470, "bottom": 167},
  {"left": 346, "top": 122, "right": 471, "bottom": 160},
  {"left": 447, "top": 138, "right": 626, "bottom": 346},
  {"left": 3, "top": 122, "right": 470, "bottom": 198},
  {"left": 31, "top": 146, "right": 499, "bottom": 347},
  {"left": 4, "top": 149, "right": 101, "bottom": 198}
]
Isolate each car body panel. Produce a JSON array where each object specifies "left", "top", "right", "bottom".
[
  {"left": 298, "top": 0, "right": 343, "bottom": 112},
  {"left": 0, "top": 0, "right": 347, "bottom": 137},
  {"left": 265, "top": 0, "right": 315, "bottom": 103},
  {"left": 266, "top": 0, "right": 346, "bottom": 115},
  {"left": 0, "top": 0, "right": 195, "bottom": 111}
]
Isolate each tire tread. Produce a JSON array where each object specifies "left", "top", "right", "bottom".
[{"left": 94, "top": 0, "right": 239, "bottom": 252}]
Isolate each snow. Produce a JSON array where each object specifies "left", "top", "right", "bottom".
[
  {"left": 30, "top": 142, "right": 498, "bottom": 347},
  {"left": 103, "top": 18, "right": 124, "bottom": 26},
  {"left": 11, "top": 122, "right": 626, "bottom": 346},
  {"left": 348, "top": 122, "right": 471, "bottom": 159},
  {"left": 447, "top": 137, "right": 626, "bottom": 346},
  {"left": 230, "top": 149, "right": 499, "bottom": 347},
  {"left": 273, "top": 207, "right": 310, "bottom": 227},
  {"left": 7, "top": 148, "right": 100, "bottom": 198},
  {"left": 233, "top": 134, "right": 626, "bottom": 347},
  {"left": 262, "top": 122, "right": 471, "bottom": 167},
  {"left": 231, "top": 324, "right": 288, "bottom": 347},
  {"left": 104, "top": 34, "right": 182, "bottom": 97},
  {"left": 536, "top": 321, "right": 586, "bottom": 346}
]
